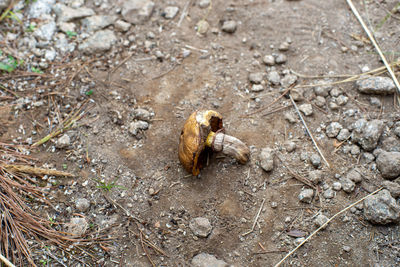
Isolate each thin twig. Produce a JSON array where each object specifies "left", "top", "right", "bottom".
[
  {"left": 346, "top": 0, "right": 400, "bottom": 94},
  {"left": 276, "top": 154, "right": 316, "bottom": 190},
  {"left": 0, "top": 253, "right": 15, "bottom": 267},
  {"left": 177, "top": 0, "right": 191, "bottom": 27},
  {"left": 289, "top": 95, "right": 331, "bottom": 168},
  {"left": 140, "top": 231, "right": 156, "bottom": 267},
  {"left": 274, "top": 187, "right": 383, "bottom": 267},
  {"left": 2, "top": 164, "right": 74, "bottom": 177},
  {"left": 242, "top": 198, "right": 265, "bottom": 236}
]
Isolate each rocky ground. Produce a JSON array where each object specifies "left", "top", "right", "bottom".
[{"left": 1, "top": 0, "right": 400, "bottom": 266}]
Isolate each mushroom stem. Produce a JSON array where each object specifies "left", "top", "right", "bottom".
[{"left": 205, "top": 132, "right": 250, "bottom": 164}]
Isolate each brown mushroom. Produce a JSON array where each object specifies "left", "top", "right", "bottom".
[{"left": 178, "top": 110, "right": 250, "bottom": 175}]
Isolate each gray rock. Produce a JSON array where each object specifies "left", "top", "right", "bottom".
[
  {"left": 330, "top": 88, "right": 342, "bottom": 97},
  {"left": 198, "top": 0, "right": 211, "bottom": 9},
  {"left": 0, "top": 0, "right": 10, "bottom": 11},
  {"left": 323, "top": 188, "right": 335, "bottom": 199},
  {"left": 163, "top": 6, "right": 179, "bottom": 19},
  {"left": 376, "top": 151, "right": 400, "bottom": 180},
  {"left": 58, "top": 22, "right": 76, "bottom": 33},
  {"left": 356, "top": 76, "right": 395, "bottom": 95},
  {"left": 248, "top": 72, "right": 264, "bottom": 84},
  {"left": 121, "top": 0, "right": 155, "bottom": 24},
  {"left": 263, "top": 55, "right": 275, "bottom": 66},
  {"left": 196, "top": 20, "right": 209, "bottom": 35},
  {"left": 335, "top": 95, "right": 348, "bottom": 106},
  {"left": 343, "top": 246, "right": 351, "bottom": 252},
  {"left": 314, "top": 86, "right": 330, "bottom": 97},
  {"left": 221, "top": 20, "right": 237, "bottom": 33},
  {"left": 298, "top": 103, "right": 313, "bottom": 116},
  {"left": 290, "top": 88, "right": 304, "bottom": 101},
  {"left": 336, "top": 128, "right": 350, "bottom": 141},
  {"left": 314, "top": 214, "right": 329, "bottom": 228},
  {"left": 284, "top": 112, "right": 297, "bottom": 124},
  {"left": 278, "top": 41, "right": 290, "bottom": 51},
  {"left": 275, "top": 54, "right": 287, "bottom": 64},
  {"left": 341, "top": 178, "right": 355, "bottom": 193},
  {"left": 267, "top": 71, "right": 281, "bottom": 85},
  {"left": 382, "top": 180, "right": 400, "bottom": 198},
  {"left": 370, "top": 97, "right": 382, "bottom": 107},
  {"left": 133, "top": 108, "right": 152, "bottom": 121},
  {"left": 308, "top": 170, "right": 323, "bottom": 184},
  {"left": 78, "top": 30, "right": 117, "bottom": 54},
  {"left": 351, "top": 119, "right": 384, "bottom": 151},
  {"left": 56, "top": 134, "right": 71, "bottom": 148},
  {"left": 364, "top": 189, "right": 400, "bottom": 224},
  {"left": 191, "top": 253, "right": 227, "bottom": 267},
  {"left": 114, "top": 20, "right": 131, "bottom": 32},
  {"left": 346, "top": 168, "right": 363, "bottom": 183},
  {"left": 313, "top": 96, "right": 326, "bottom": 108},
  {"left": 332, "top": 182, "right": 342, "bottom": 191},
  {"left": 53, "top": 3, "right": 95, "bottom": 23},
  {"left": 350, "top": 145, "right": 360, "bottom": 155},
  {"left": 309, "top": 153, "right": 321, "bottom": 168},
  {"left": 44, "top": 49, "right": 56, "bottom": 61},
  {"left": 28, "top": 0, "right": 55, "bottom": 18},
  {"left": 298, "top": 188, "right": 314, "bottom": 203},
  {"left": 33, "top": 21, "right": 56, "bottom": 41},
  {"left": 281, "top": 74, "right": 298, "bottom": 87},
  {"left": 189, "top": 217, "right": 212, "bottom": 237},
  {"left": 251, "top": 84, "right": 264, "bottom": 92},
  {"left": 75, "top": 198, "right": 90, "bottom": 212},
  {"left": 67, "top": 217, "right": 88, "bottom": 236},
  {"left": 129, "top": 120, "right": 149, "bottom": 136},
  {"left": 326, "top": 122, "right": 343, "bottom": 138},
  {"left": 259, "top": 148, "right": 274, "bottom": 172},
  {"left": 284, "top": 141, "right": 296, "bottom": 153},
  {"left": 81, "top": 15, "right": 117, "bottom": 32},
  {"left": 361, "top": 152, "right": 375, "bottom": 164},
  {"left": 381, "top": 136, "right": 400, "bottom": 152},
  {"left": 394, "top": 126, "right": 400, "bottom": 138}
]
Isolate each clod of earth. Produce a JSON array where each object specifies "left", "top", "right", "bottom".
[{"left": 178, "top": 110, "right": 250, "bottom": 176}]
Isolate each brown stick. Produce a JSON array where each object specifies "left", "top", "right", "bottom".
[{"left": 2, "top": 164, "right": 74, "bottom": 177}]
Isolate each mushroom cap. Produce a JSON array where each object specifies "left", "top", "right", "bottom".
[{"left": 178, "top": 110, "right": 223, "bottom": 175}]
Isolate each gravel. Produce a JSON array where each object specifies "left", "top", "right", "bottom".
[
  {"left": 308, "top": 170, "right": 323, "bottom": 184},
  {"left": 356, "top": 76, "right": 396, "bottom": 95},
  {"left": 298, "top": 188, "right": 314, "bottom": 203},
  {"left": 267, "top": 71, "right": 281, "bottom": 85},
  {"left": 382, "top": 181, "right": 400, "bottom": 198},
  {"left": 326, "top": 122, "right": 343, "bottom": 138},
  {"left": 281, "top": 74, "right": 298, "bottom": 87},
  {"left": 132, "top": 108, "right": 153, "bottom": 122},
  {"left": 191, "top": 253, "right": 228, "bottom": 267},
  {"left": 129, "top": 121, "right": 149, "bottom": 136},
  {"left": 314, "top": 214, "right": 329, "bottom": 228},
  {"left": 298, "top": 103, "right": 313, "bottom": 116},
  {"left": 221, "top": 20, "right": 237, "bottom": 33},
  {"left": 251, "top": 84, "right": 264, "bottom": 92},
  {"left": 28, "top": 0, "right": 55, "bottom": 18},
  {"left": 346, "top": 168, "right": 363, "bottom": 183},
  {"left": 259, "top": 147, "right": 274, "bottom": 172},
  {"left": 323, "top": 188, "right": 335, "bottom": 199},
  {"left": 78, "top": 30, "right": 117, "bottom": 54},
  {"left": 351, "top": 119, "right": 384, "bottom": 151},
  {"left": 162, "top": 6, "right": 179, "bottom": 19},
  {"left": 75, "top": 198, "right": 91, "bottom": 212},
  {"left": 81, "top": 15, "right": 117, "bottom": 32},
  {"left": 56, "top": 134, "right": 71, "bottom": 148},
  {"left": 189, "top": 217, "right": 212, "bottom": 237},
  {"left": 198, "top": 0, "right": 211, "bottom": 9},
  {"left": 114, "top": 20, "right": 131, "bottom": 32},
  {"left": 53, "top": 3, "right": 95, "bottom": 23},
  {"left": 263, "top": 55, "right": 275, "bottom": 66},
  {"left": 363, "top": 189, "right": 400, "bottom": 224},
  {"left": 332, "top": 182, "right": 342, "bottom": 191},
  {"left": 309, "top": 153, "right": 321, "bottom": 168},
  {"left": 376, "top": 151, "right": 400, "bottom": 180},
  {"left": 336, "top": 128, "right": 350, "bottom": 141},
  {"left": 67, "top": 217, "right": 88, "bottom": 236},
  {"left": 341, "top": 178, "right": 355, "bottom": 193},
  {"left": 249, "top": 72, "right": 264, "bottom": 84},
  {"left": 33, "top": 21, "right": 56, "bottom": 41},
  {"left": 121, "top": 0, "right": 155, "bottom": 24},
  {"left": 275, "top": 54, "right": 287, "bottom": 64}
]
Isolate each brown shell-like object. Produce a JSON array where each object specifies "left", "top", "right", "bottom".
[{"left": 178, "top": 110, "right": 223, "bottom": 175}]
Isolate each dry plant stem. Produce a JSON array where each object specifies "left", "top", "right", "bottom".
[
  {"left": 289, "top": 95, "right": 331, "bottom": 168},
  {"left": 276, "top": 154, "right": 316, "bottom": 190},
  {"left": 0, "top": 253, "right": 15, "bottom": 267},
  {"left": 274, "top": 187, "right": 383, "bottom": 267},
  {"left": 2, "top": 164, "right": 74, "bottom": 177},
  {"left": 346, "top": 0, "right": 400, "bottom": 94},
  {"left": 212, "top": 133, "right": 250, "bottom": 164},
  {"left": 242, "top": 198, "right": 265, "bottom": 236}
]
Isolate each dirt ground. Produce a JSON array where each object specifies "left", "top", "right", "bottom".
[{"left": 1, "top": 0, "right": 400, "bottom": 266}]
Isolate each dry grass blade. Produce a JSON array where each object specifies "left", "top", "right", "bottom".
[
  {"left": 346, "top": 0, "right": 400, "bottom": 94},
  {"left": 274, "top": 187, "right": 383, "bottom": 267},
  {"left": 31, "top": 99, "right": 94, "bottom": 147},
  {"left": 289, "top": 95, "right": 331, "bottom": 168}
]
